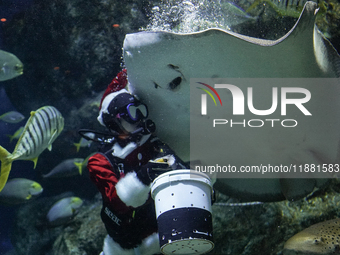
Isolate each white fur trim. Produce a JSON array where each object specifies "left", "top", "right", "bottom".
[
  {"left": 102, "top": 233, "right": 160, "bottom": 255},
  {"left": 103, "top": 235, "right": 135, "bottom": 255},
  {"left": 97, "top": 89, "right": 129, "bottom": 126},
  {"left": 112, "top": 142, "right": 137, "bottom": 159},
  {"left": 139, "top": 233, "right": 160, "bottom": 255},
  {"left": 116, "top": 172, "right": 150, "bottom": 207}
]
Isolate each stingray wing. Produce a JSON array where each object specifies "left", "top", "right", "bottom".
[{"left": 122, "top": 1, "right": 340, "bottom": 202}]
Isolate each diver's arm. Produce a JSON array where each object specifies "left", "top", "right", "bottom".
[
  {"left": 115, "top": 171, "right": 151, "bottom": 208},
  {"left": 87, "top": 153, "right": 136, "bottom": 213}
]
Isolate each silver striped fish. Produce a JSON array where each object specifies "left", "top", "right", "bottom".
[{"left": 0, "top": 106, "right": 64, "bottom": 191}]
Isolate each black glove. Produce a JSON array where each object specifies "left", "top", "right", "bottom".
[{"left": 137, "top": 155, "right": 175, "bottom": 185}]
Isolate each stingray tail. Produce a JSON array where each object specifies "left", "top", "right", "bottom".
[{"left": 0, "top": 146, "right": 13, "bottom": 192}]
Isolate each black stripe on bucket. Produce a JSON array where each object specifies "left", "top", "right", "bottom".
[{"left": 157, "top": 207, "right": 214, "bottom": 254}]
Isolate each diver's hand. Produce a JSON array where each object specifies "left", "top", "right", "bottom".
[
  {"left": 150, "top": 155, "right": 175, "bottom": 166},
  {"left": 137, "top": 155, "right": 175, "bottom": 185}
]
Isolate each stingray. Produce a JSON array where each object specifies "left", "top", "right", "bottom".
[
  {"left": 123, "top": 1, "right": 340, "bottom": 202},
  {"left": 283, "top": 219, "right": 340, "bottom": 255}
]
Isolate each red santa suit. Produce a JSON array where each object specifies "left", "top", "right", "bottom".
[{"left": 87, "top": 70, "right": 187, "bottom": 255}]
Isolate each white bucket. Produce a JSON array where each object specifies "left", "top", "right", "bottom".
[{"left": 151, "top": 170, "right": 214, "bottom": 255}]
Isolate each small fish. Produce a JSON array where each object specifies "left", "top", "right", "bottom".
[
  {"left": 0, "top": 106, "right": 64, "bottom": 192},
  {"left": 283, "top": 218, "right": 340, "bottom": 255},
  {"left": 90, "top": 101, "right": 101, "bottom": 108},
  {"left": 73, "top": 132, "right": 95, "bottom": 152},
  {"left": 0, "top": 178, "right": 43, "bottom": 205},
  {"left": 6, "top": 126, "right": 24, "bottom": 143},
  {"left": 46, "top": 196, "right": 83, "bottom": 226},
  {"left": 0, "top": 111, "right": 25, "bottom": 123},
  {"left": 43, "top": 158, "right": 85, "bottom": 178},
  {"left": 0, "top": 50, "right": 23, "bottom": 81}
]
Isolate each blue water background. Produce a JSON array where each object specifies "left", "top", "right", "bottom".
[{"left": 0, "top": 1, "right": 34, "bottom": 253}]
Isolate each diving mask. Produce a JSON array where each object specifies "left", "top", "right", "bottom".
[{"left": 117, "top": 103, "right": 148, "bottom": 124}]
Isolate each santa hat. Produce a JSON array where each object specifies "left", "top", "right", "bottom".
[{"left": 97, "top": 69, "right": 129, "bottom": 126}]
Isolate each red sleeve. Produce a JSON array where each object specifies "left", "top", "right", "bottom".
[{"left": 87, "top": 153, "right": 131, "bottom": 214}]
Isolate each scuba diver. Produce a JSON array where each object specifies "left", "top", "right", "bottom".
[{"left": 86, "top": 69, "right": 188, "bottom": 255}]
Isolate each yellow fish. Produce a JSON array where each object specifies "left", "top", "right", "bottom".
[
  {"left": 47, "top": 197, "right": 83, "bottom": 226},
  {"left": 73, "top": 132, "right": 94, "bottom": 152},
  {"left": 6, "top": 126, "right": 24, "bottom": 142},
  {"left": 0, "top": 178, "right": 43, "bottom": 205},
  {"left": 42, "top": 158, "right": 85, "bottom": 178},
  {"left": 0, "top": 106, "right": 64, "bottom": 191}
]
